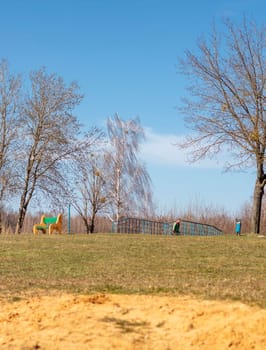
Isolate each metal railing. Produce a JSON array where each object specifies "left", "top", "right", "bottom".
[{"left": 112, "top": 217, "right": 223, "bottom": 236}]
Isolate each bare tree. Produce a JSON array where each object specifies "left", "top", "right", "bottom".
[
  {"left": 105, "top": 114, "right": 154, "bottom": 222},
  {"left": 14, "top": 68, "right": 84, "bottom": 234},
  {"left": 0, "top": 60, "right": 21, "bottom": 233},
  {"left": 69, "top": 151, "right": 109, "bottom": 233},
  {"left": 178, "top": 18, "right": 266, "bottom": 234}
]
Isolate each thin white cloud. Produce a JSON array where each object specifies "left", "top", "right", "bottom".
[
  {"left": 141, "top": 127, "right": 224, "bottom": 169},
  {"left": 141, "top": 128, "right": 185, "bottom": 165}
]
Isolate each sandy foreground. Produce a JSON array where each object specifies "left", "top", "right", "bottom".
[{"left": 0, "top": 293, "right": 265, "bottom": 350}]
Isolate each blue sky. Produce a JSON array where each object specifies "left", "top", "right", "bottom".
[{"left": 1, "top": 0, "right": 265, "bottom": 215}]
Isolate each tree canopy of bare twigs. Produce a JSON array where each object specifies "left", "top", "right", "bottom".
[
  {"left": 178, "top": 17, "right": 266, "bottom": 234},
  {"left": 0, "top": 62, "right": 155, "bottom": 233},
  {"left": 13, "top": 68, "right": 101, "bottom": 233},
  {"left": 66, "top": 138, "right": 108, "bottom": 234},
  {"left": 105, "top": 114, "right": 154, "bottom": 222},
  {"left": 0, "top": 60, "right": 21, "bottom": 233},
  {"left": 66, "top": 114, "right": 154, "bottom": 232}
]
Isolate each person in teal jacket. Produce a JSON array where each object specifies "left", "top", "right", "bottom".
[
  {"left": 235, "top": 219, "right": 241, "bottom": 235},
  {"left": 173, "top": 219, "right": 181, "bottom": 235}
]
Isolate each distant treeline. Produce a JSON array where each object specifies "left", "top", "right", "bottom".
[{"left": 1, "top": 200, "right": 262, "bottom": 235}]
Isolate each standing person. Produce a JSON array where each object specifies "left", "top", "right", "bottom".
[
  {"left": 173, "top": 219, "right": 181, "bottom": 235},
  {"left": 235, "top": 219, "right": 241, "bottom": 236}
]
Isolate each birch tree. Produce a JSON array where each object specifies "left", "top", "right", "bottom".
[
  {"left": 105, "top": 114, "right": 153, "bottom": 222},
  {"left": 178, "top": 18, "right": 266, "bottom": 234}
]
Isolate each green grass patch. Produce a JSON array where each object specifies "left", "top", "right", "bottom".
[{"left": 0, "top": 233, "right": 265, "bottom": 307}]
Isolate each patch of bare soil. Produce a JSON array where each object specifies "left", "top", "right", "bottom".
[{"left": 0, "top": 293, "right": 265, "bottom": 349}]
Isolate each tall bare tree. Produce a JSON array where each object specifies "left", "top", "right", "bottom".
[
  {"left": 69, "top": 151, "right": 109, "bottom": 233},
  {"left": 14, "top": 68, "right": 84, "bottom": 233},
  {"left": 0, "top": 60, "right": 21, "bottom": 233},
  {"left": 105, "top": 114, "right": 154, "bottom": 222},
  {"left": 178, "top": 18, "right": 266, "bottom": 233}
]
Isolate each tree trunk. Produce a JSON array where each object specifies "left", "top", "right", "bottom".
[
  {"left": 82, "top": 217, "right": 90, "bottom": 234},
  {"left": 0, "top": 210, "right": 2, "bottom": 234},
  {"left": 90, "top": 212, "right": 96, "bottom": 233},
  {"left": 0, "top": 199, "right": 4, "bottom": 234},
  {"left": 15, "top": 188, "right": 31, "bottom": 234},
  {"left": 251, "top": 179, "right": 264, "bottom": 234},
  {"left": 15, "top": 205, "right": 27, "bottom": 234}
]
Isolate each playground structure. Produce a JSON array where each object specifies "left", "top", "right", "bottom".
[
  {"left": 33, "top": 214, "right": 63, "bottom": 235},
  {"left": 112, "top": 217, "right": 223, "bottom": 236}
]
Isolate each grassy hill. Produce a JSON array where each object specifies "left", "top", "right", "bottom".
[{"left": 0, "top": 233, "right": 265, "bottom": 308}]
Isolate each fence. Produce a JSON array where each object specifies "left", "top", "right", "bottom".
[{"left": 112, "top": 217, "right": 223, "bottom": 236}]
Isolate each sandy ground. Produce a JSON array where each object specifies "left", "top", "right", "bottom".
[{"left": 0, "top": 293, "right": 266, "bottom": 350}]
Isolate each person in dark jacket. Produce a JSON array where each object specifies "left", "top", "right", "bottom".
[{"left": 173, "top": 219, "right": 181, "bottom": 235}]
